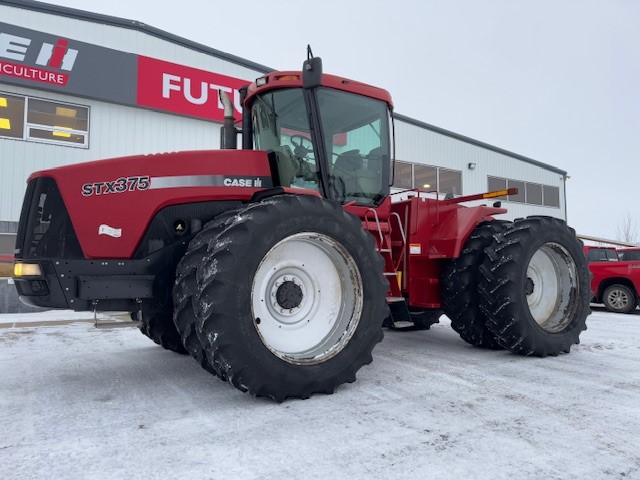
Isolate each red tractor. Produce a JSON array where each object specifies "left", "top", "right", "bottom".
[{"left": 12, "top": 53, "right": 591, "bottom": 401}]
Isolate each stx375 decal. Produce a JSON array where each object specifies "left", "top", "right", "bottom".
[{"left": 82, "top": 176, "right": 150, "bottom": 196}]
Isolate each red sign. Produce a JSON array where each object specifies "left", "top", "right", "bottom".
[
  {"left": 0, "top": 59, "right": 68, "bottom": 85},
  {"left": 137, "top": 56, "right": 249, "bottom": 122}
]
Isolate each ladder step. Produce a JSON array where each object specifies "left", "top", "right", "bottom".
[
  {"left": 383, "top": 272, "right": 398, "bottom": 276},
  {"left": 376, "top": 248, "right": 392, "bottom": 253},
  {"left": 386, "top": 296, "right": 405, "bottom": 302},
  {"left": 94, "top": 320, "right": 141, "bottom": 329}
]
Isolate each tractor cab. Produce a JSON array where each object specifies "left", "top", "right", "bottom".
[{"left": 243, "top": 56, "right": 393, "bottom": 207}]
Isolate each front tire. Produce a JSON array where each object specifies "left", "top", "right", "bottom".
[
  {"left": 602, "top": 284, "right": 637, "bottom": 314},
  {"left": 194, "top": 195, "right": 389, "bottom": 401},
  {"left": 173, "top": 208, "right": 244, "bottom": 379},
  {"left": 478, "top": 217, "right": 591, "bottom": 356},
  {"left": 136, "top": 303, "right": 187, "bottom": 354}
]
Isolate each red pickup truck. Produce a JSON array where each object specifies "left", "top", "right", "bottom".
[{"left": 584, "top": 247, "right": 640, "bottom": 314}]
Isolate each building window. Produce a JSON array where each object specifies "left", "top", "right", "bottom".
[
  {"left": 394, "top": 161, "right": 462, "bottom": 195},
  {"left": 488, "top": 176, "right": 560, "bottom": 208},
  {"left": 439, "top": 168, "right": 462, "bottom": 196},
  {"left": 414, "top": 164, "right": 437, "bottom": 191},
  {"left": 0, "top": 93, "right": 25, "bottom": 139},
  {"left": 0, "top": 92, "right": 89, "bottom": 148},
  {"left": 487, "top": 176, "right": 508, "bottom": 199},
  {"left": 488, "top": 176, "right": 506, "bottom": 192},
  {"left": 543, "top": 185, "right": 560, "bottom": 207},
  {"left": 526, "top": 183, "right": 543, "bottom": 205},
  {"left": 393, "top": 161, "right": 413, "bottom": 189},
  {"left": 506, "top": 179, "right": 525, "bottom": 203},
  {"left": 27, "top": 98, "right": 89, "bottom": 147}
]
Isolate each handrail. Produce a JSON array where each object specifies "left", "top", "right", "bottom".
[
  {"left": 364, "top": 208, "right": 385, "bottom": 247},
  {"left": 389, "top": 211, "right": 406, "bottom": 271}
]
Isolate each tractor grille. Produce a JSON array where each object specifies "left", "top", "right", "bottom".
[{"left": 15, "top": 177, "right": 83, "bottom": 259}]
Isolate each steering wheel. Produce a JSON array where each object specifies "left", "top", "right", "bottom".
[{"left": 290, "top": 134, "right": 313, "bottom": 158}]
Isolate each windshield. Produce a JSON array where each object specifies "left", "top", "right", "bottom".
[
  {"left": 317, "top": 88, "right": 391, "bottom": 205},
  {"left": 251, "top": 89, "right": 320, "bottom": 191},
  {"left": 251, "top": 87, "right": 391, "bottom": 205}
]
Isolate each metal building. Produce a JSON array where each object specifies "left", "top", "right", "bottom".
[{"left": 0, "top": 0, "right": 567, "bottom": 256}]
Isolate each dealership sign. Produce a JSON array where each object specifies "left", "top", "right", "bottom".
[
  {"left": 137, "top": 56, "right": 246, "bottom": 121},
  {"left": 0, "top": 22, "right": 250, "bottom": 122}
]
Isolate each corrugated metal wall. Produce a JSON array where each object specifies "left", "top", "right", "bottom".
[{"left": 394, "top": 119, "right": 566, "bottom": 220}]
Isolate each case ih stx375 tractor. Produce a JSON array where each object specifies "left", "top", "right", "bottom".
[{"left": 13, "top": 54, "right": 591, "bottom": 401}]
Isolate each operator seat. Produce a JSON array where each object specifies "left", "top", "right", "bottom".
[
  {"left": 333, "top": 149, "right": 362, "bottom": 196},
  {"left": 272, "top": 145, "right": 297, "bottom": 187},
  {"left": 359, "top": 147, "right": 384, "bottom": 196}
]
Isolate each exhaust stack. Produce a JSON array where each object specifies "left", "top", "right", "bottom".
[{"left": 219, "top": 90, "right": 237, "bottom": 149}]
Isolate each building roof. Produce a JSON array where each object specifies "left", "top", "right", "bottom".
[
  {"left": 2, "top": 0, "right": 566, "bottom": 177},
  {"left": 1, "top": 0, "right": 273, "bottom": 74}
]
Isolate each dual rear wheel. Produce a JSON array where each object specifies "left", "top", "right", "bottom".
[{"left": 442, "top": 216, "right": 591, "bottom": 356}]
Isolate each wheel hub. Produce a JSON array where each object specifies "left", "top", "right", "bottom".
[
  {"left": 269, "top": 275, "right": 306, "bottom": 317},
  {"left": 525, "top": 277, "right": 535, "bottom": 296},
  {"left": 276, "top": 280, "right": 303, "bottom": 309}
]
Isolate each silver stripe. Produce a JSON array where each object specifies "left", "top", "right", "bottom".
[{"left": 149, "top": 175, "right": 227, "bottom": 189}]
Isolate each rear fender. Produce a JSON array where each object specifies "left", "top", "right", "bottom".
[{"left": 406, "top": 196, "right": 506, "bottom": 259}]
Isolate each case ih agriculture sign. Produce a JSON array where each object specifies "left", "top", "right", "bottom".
[{"left": 0, "top": 22, "right": 248, "bottom": 122}]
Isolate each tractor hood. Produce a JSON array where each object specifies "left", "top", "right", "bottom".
[{"left": 28, "top": 150, "right": 272, "bottom": 258}]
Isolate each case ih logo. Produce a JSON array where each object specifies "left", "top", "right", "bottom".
[{"left": 0, "top": 32, "right": 78, "bottom": 86}]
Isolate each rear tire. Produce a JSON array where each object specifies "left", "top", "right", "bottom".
[
  {"left": 478, "top": 216, "right": 591, "bottom": 356},
  {"left": 194, "top": 194, "right": 389, "bottom": 401},
  {"left": 441, "top": 221, "right": 510, "bottom": 349},
  {"left": 602, "top": 284, "right": 637, "bottom": 314}
]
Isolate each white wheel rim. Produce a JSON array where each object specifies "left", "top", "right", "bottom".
[
  {"left": 526, "top": 242, "right": 579, "bottom": 333},
  {"left": 251, "top": 232, "right": 363, "bottom": 365}
]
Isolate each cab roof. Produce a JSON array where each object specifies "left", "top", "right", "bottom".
[{"left": 245, "top": 71, "right": 393, "bottom": 109}]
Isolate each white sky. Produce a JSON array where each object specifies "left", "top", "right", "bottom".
[{"left": 44, "top": 0, "right": 640, "bottom": 241}]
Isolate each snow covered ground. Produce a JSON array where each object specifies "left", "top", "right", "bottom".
[{"left": 1, "top": 308, "right": 638, "bottom": 480}]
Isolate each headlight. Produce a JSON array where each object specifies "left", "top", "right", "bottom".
[{"left": 13, "top": 262, "right": 43, "bottom": 277}]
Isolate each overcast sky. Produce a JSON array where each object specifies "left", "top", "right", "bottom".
[{"left": 46, "top": 0, "right": 639, "bottom": 241}]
